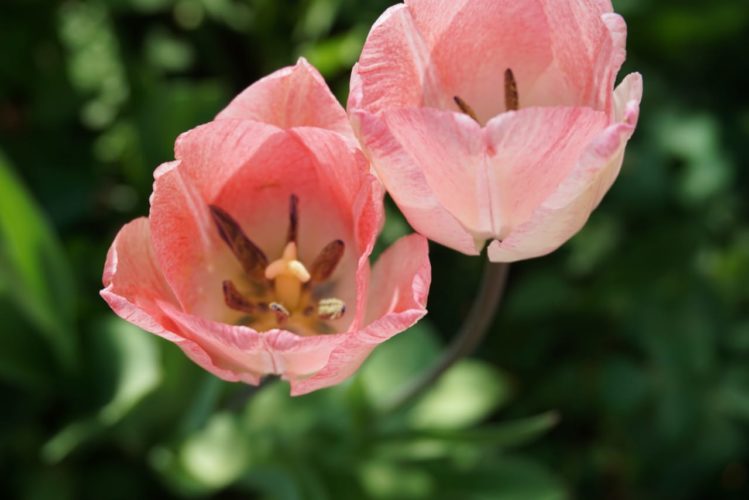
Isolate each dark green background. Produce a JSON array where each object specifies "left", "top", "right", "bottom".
[{"left": 1, "top": 0, "right": 747, "bottom": 498}]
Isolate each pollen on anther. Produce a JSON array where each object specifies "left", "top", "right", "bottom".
[
  {"left": 269, "top": 302, "right": 291, "bottom": 324},
  {"left": 318, "top": 298, "right": 346, "bottom": 320}
]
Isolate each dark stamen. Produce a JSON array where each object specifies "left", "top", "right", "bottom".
[
  {"left": 223, "top": 280, "right": 255, "bottom": 313},
  {"left": 454, "top": 96, "right": 479, "bottom": 123},
  {"left": 310, "top": 240, "right": 345, "bottom": 283},
  {"left": 317, "top": 298, "right": 346, "bottom": 320},
  {"left": 287, "top": 194, "right": 299, "bottom": 244},
  {"left": 209, "top": 205, "right": 268, "bottom": 281},
  {"left": 504, "top": 68, "right": 519, "bottom": 111},
  {"left": 269, "top": 302, "right": 291, "bottom": 325}
]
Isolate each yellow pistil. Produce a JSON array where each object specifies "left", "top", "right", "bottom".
[{"left": 264, "top": 241, "right": 311, "bottom": 310}]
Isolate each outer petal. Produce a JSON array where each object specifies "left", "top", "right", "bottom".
[
  {"left": 531, "top": 0, "right": 626, "bottom": 114},
  {"left": 99, "top": 218, "right": 250, "bottom": 383},
  {"left": 488, "top": 72, "right": 643, "bottom": 262},
  {"left": 356, "top": 105, "right": 608, "bottom": 255},
  {"left": 347, "top": 4, "right": 449, "bottom": 115},
  {"left": 484, "top": 106, "right": 609, "bottom": 237},
  {"left": 159, "top": 302, "right": 351, "bottom": 383},
  {"left": 216, "top": 58, "right": 354, "bottom": 141},
  {"left": 290, "top": 234, "right": 431, "bottom": 396},
  {"left": 354, "top": 108, "right": 481, "bottom": 255},
  {"left": 351, "top": 0, "right": 623, "bottom": 122}
]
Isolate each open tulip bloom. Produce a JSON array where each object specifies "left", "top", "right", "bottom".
[
  {"left": 102, "top": 0, "right": 642, "bottom": 396},
  {"left": 101, "top": 60, "right": 430, "bottom": 395},
  {"left": 349, "top": 0, "right": 643, "bottom": 262}
]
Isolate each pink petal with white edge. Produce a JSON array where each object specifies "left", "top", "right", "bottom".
[
  {"left": 216, "top": 58, "right": 354, "bottom": 141},
  {"left": 100, "top": 218, "right": 254, "bottom": 383},
  {"left": 159, "top": 302, "right": 351, "bottom": 383},
  {"left": 366, "top": 107, "right": 492, "bottom": 240},
  {"left": 353, "top": 109, "right": 481, "bottom": 255},
  {"left": 347, "top": 4, "right": 449, "bottom": 115},
  {"left": 530, "top": 0, "right": 625, "bottom": 113},
  {"left": 488, "top": 72, "right": 643, "bottom": 262},
  {"left": 291, "top": 234, "right": 431, "bottom": 396},
  {"left": 484, "top": 106, "right": 609, "bottom": 236},
  {"left": 351, "top": 0, "right": 623, "bottom": 123}
]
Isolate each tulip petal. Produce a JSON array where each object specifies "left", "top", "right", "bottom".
[
  {"left": 488, "top": 73, "right": 642, "bottom": 262},
  {"left": 347, "top": 4, "right": 450, "bottom": 116},
  {"left": 484, "top": 106, "right": 609, "bottom": 236},
  {"left": 100, "top": 218, "right": 246, "bottom": 383},
  {"left": 216, "top": 58, "right": 354, "bottom": 140},
  {"left": 354, "top": 108, "right": 483, "bottom": 254},
  {"left": 528, "top": 0, "right": 625, "bottom": 113},
  {"left": 165, "top": 302, "right": 384, "bottom": 380},
  {"left": 159, "top": 302, "right": 352, "bottom": 383},
  {"left": 353, "top": 0, "right": 621, "bottom": 124},
  {"left": 290, "top": 234, "right": 430, "bottom": 396}
]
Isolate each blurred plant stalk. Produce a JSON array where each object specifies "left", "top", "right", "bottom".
[{"left": 384, "top": 261, "right": 510, "bottom": 413}]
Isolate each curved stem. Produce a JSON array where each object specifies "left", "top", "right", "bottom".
[{"left": 383, "top": 261, "right": 511, "bottom": 413}]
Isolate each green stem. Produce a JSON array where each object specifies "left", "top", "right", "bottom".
[{"left": 383, "top": 261, "right": 511, "bottom": 413}]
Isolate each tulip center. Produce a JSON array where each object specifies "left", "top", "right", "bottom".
[
  {"left": 454, "top": 68, "right": 519, "bottom": 124},
  {"left": 264, "top": 242, "right": 310, "bottom": 310},
  {"left": 209, "top": 195, "right": 347, "bottom": 336}
]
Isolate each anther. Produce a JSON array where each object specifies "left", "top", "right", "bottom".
[
  {"left": 317, "top": 298, "right": 346, "bottom": 320},
  {"left": 310, "top": 240, "right": 345, "bottom": 283},
  {"left": 454, "top": 96, "right": 479, "bottom": 123},
  {"left": 504, "top": 68, "right": 519, "bottom": 111},
  {"left": 287, "top": 194, "right": 299, "bottom": 244},
  {"left": 222, "top": 280, "right": 256, "bottom": 313},
  {"left": 209, "top": 205, "right": 268, "bottom": 281},
  {"left": 269, "top": 302, "right": 291, "bottom": 325}
]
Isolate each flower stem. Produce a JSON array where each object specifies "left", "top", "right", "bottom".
[{"left": 383, "top": 261, "right": 510, "bottom": 413}]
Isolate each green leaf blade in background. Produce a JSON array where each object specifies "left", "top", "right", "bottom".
[
  {"left": 0, "top": 150, "right": 77, "bottom": 373},
  {"left": 42, "top": 317, "right": 161, "bottom": 463}
]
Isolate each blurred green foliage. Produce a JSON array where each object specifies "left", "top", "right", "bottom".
[{"left": 0, "top": 0, "right": 747, "bottom": 499}]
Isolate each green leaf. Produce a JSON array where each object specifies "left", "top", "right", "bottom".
[
  {"left": 0, "top": 151, "right": 77, "bottom": 371},
  {"left": 180, "top": 412, "right": 251, "bottom": 489},
  {"left": 240, "top": 466, "right": 304, "bottom": 500},
  {"left": 150, "top": 412, "right": 252, "bottom": 496},
  {"left": 359, "top": 321, "right": 441, "bottom": 409},
  {"left": 431, "top": 458, "right": 568, "bottom": 500},
  {"left": 360, "top": 456, "right": 567, "bottom": 500},
  {"left": 42, "top": 317, "right": 161, "bottom": 462},
  {"left": 0, "top": 299, "right": 55, "bottom": 389},
  {"left": 97, "top": 317, "right": 161, "bottom": 425},
  {"left": 176, "top": 374, "right": 224, "bottom": 437},
  {"left": 395, "top": 411, "right": 560, "bottom": 450},
  {"left": 406, "top": 360, "right": 512, "bottom": 431}
]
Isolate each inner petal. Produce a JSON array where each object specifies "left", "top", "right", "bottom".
[
  {"left": 411, "top": 0, "right": 554, "bottom": 122},
  {"left": 406, "top": 0, "right": 616, "bottom": 120},
  {"left": 210, "top": 134, "right": 361, "bottom": 333}
]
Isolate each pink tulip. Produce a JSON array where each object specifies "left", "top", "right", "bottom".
[
  {"left": 101, "top": 59, "right": 431, "bottom": 395},
  {"left": 349, "top": 0, "right": 643, "bottom": 261}
]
